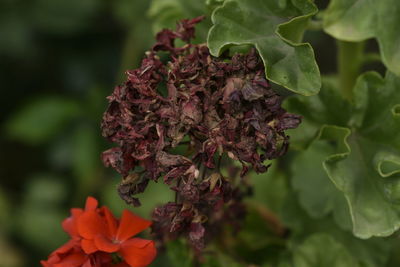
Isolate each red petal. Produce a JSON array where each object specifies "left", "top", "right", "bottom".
[
  {"left": 81, "top": 239, "right": 98, "bottom": 254},
  {"left": 62, "top": 209, "right": 82, "bottom": 238},
  {"left": 120, "top": 238, "right": 157, "bottom": 267},
  {"left": 101, "top": 206, "right": 118, "bottom": 237},
  {"left": 71, "top": 208, "right": 84, "bottom": 217},
  {"left": 62, "top": 217, "right": 76, "bottom": 237},
  {"left": 85, "top": 196, "right": 98, "bottom": 211},
  {"left": 94, "top": 234, "right": 120, "bottom": 253},
  {"left": 82, "top": 260, "right": 92, "bottom": 267},
  {"left": 77, "top": 211, "right": 109, "bottom": 239},
  {"left": 116, "top": 210, "right": 151, "bottom": 242},
  {"left": 52, "top": 239, "right": 77, "bottom": 255},
  {"left": 52, "top": 252, "right": 87, "bottom": 267}
]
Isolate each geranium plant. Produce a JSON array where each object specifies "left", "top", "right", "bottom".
[{"left": 43, "top": 0, "right": 400, "bottom": 266}]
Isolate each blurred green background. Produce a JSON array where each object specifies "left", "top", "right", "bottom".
[
  {"left": 0, "top": 1, "right": 178, "bottom": 265},
  {"left": 0, "top": 0, "right": 387, "bottom": 266}
]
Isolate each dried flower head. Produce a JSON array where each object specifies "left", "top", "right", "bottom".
[{"left": 101, "top": 16, "right": 300, "bottom": 250}]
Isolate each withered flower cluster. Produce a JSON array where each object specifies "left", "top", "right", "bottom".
[{"left": 101, "top": 17, "right": 300, "bottom": 251}]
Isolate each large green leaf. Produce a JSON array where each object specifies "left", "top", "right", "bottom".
[
  {"left": 285, "top": 79, "right": 351, "bottom": 227},
  {"left": 284, "top": 76, "right": 351, "bottom": 148},
  {"left": 292, "top": 233, "right": 359, "bottom": 267},
  {"left": 291, "top": 139, "right": 352, "bottom": 231},
  {"left": 287, "top": 71, "right": 400, "bottom": 238},
  {"left": 323, "top": 0, "right": 400, "bottom": 75},
  {"left": 207, "top": 0, "right": 321, "bottom": 95},
  {"left": 281, "top": 193, "right": 390, "bottom": 267},
  {"left": 323, "top": 73, "right": 400, "bottom": 238}
]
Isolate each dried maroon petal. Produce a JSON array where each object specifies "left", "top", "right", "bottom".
[{"left": 101, "top": 17, "right": 301, "bottom": 252}]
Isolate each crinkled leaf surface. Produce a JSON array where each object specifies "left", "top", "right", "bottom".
[
  {"left": 208, "top": 0, "right": 321, "bottom": 95},
  {"left": 323, "top": 0, "right": 400, "bottom": 75},
  {"left": 284, "top": 76, "right": 351, "bottom": 148},
  {"left": 292, "top": 233, "right": 359, "bottom": 267},
  {"left": 286, "top": 71, "right": 400, "bottom": 238},
  {"left": 286, "top": 79, "right": 352, "bottom": 228},
  {"left": 254, "top": 164, "right": 390, "bottom": 267}
]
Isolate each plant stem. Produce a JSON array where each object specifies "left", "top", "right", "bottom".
[
  {"left": 307, "top": 20, "right": 323, "bottom": 31},
  {"left": 337, "top": 40, "right": 365, "bottom": 101}
]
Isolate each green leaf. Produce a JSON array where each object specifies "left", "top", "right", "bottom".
[
  {"left": 292, "top": 233, "right": 360, "bottom": 267},
  {"left": 291, "top": 139, "right": 352, "bottom": 231},
  {"left": 285, "top": 80, "right": 352, "bottom": 226},
  {"left": 282, "top": 192, "right": 391, "bottom": 267},
  {"left": 284, "top": 76, "right": 351, "bottom": 148},
  {"left": 206, "top": 0, "right": 225, "bottom": 10},
  {"left": 323, "top": 0, "right": 400, "bottom": 75},
  {"left": 323, "top": 73, "right": 400, "bottom": 238},
  {"left": 5, "top": 97, "right": 80, "bottom": 145},
  {"left": 288, "top": 71, "right": 400, "bottom": 238},
  {"left": 207, "top": 0, "right": 321, "bottom": 95}
]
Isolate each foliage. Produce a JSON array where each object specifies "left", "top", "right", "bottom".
[
  {"left": 323, "top": 0, "right": 400, "bottom": 75},
  {"left": 2, "top": 0, "right": 400, "bottom": 266},
  {"left": 208, "top": 0, "right": 321, "bottom": 96}
]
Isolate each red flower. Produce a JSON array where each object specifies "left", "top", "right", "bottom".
[
  {"left": 77, "top": 207, "right": 156, "bottom": 267},
  {"left": 41, "top": 197, "right": 156, "bottom": 267},
  {"left": 40, "top": 239, "right": 113, "bottom": 267},
  {"left": 62, "top": 196, "right": 98, "bottom": 240}
]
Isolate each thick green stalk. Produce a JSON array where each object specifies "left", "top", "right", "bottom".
[{"left": 337, "top": 40, "right": 365, "bottom": 101}]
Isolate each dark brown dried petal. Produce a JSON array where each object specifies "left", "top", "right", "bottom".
[{"left": 101, "top": 17, "right": 301, "bottom": 252}]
